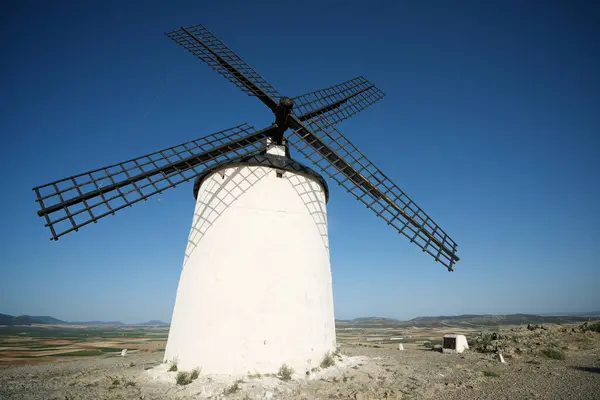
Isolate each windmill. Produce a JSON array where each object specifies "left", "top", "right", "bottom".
[{"left": 32, "top": 24, "right": 459, "bottom": 374}]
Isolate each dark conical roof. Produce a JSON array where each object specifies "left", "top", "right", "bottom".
[{"left": 192, "top": 151, "right": 329, "bottom": 201}]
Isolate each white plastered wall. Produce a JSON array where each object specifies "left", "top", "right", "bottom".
[
  {"left": 164, "top": 164, "right": 336, "bottom": 375},
  {"left": 442, "top": 334, "right": 469, "bottom": 354}
]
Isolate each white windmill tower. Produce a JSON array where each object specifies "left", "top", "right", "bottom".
[
  {"left": 33, "top": 24, "right": 460, "bottom": 376},
  {"left": 164, "top": 140, "right": 335, "bottom": 374}
]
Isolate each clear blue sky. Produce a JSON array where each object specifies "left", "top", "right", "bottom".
[{"left": 1, "top": 0, "right": 599, "bottom": 323}]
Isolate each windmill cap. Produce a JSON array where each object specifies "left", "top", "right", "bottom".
[{"left": 192, "top": 152, "right": 329, "bottom": 201}]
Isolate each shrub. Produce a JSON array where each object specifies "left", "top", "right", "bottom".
[
  {"left": 580, "top": 321, "right": 600, "bottom": 333},
  {"left": 432, "top": 344, "right": 443, "bottom": 353},
  {"left": 543, "top": 347, "right": 565, "bottom": 360},
  {"left": 168, "top": 362, "right": 178, "bottom": 372},
  {"left": 483, "top": 370, "right": 500, "bottom": 377},
  {"left": 320, "top": 353, "right": 335, "bottom": 369},
  {"left": 176, "top": 371, "right": 192, "bottom": 385},
  {"left": 223, "top": 380, "right": 242, "bottom": 394},
  {"left": 190, "top": 368, "right": 200, "bottom": 380},
  {"left": 278, "top": 364, "right": 293, "bottom": 381},
  {"left": 472, "top": 333, "right": 496, "bottom": 353}
]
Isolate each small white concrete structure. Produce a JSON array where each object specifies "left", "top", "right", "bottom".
[
  {"left": 120, "top": 349, "right": 127, "bottom": 357},
  {"left": 164, "top": 144, "right": 336, "bottom": 374},
  {"left": 442, "top": 334, "right": 469, "bottom": 354},
  {"left": 398, "top": 343, "right": 404, "bottom": 351},
  {"left": 497, "top": 352, "right": 506, "bottom": 363}
]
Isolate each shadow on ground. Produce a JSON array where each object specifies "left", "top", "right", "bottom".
[{"left": 571, "top": 366, "right": 600, "bottom": 374}]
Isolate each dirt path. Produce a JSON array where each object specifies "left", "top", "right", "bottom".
[{"left": 0, "top": 345, "right": 599, "bottom": 399}]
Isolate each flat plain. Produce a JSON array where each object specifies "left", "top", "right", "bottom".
[{"left": 1, "top": 317, "right": 599, "bottom": 399}]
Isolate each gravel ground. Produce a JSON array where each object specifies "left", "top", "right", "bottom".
[{"left": 0, "top": 344, "right": 599, "bottom": 399}]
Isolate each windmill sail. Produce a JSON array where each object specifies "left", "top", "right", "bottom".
[
  {"left": 33, "top": 22, "right": 460, "bottom": 270},
  {"left": 288, "top": 115, "right": 459, "bottom": 271},
  {"left": 166, "top": 24, "right": 281, "bottom": 111},
  {"left": 293, "top": 76, "right": 386, "bottom": 124},
  {"left": 33, "top": 123, "right": 267, "bottom": 240}
]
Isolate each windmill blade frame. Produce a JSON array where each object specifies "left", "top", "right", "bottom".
[
  {"left": 33, "top": 123, "right": 272, "bottom": 240},
  {"left": 33, "top": 22, "right": 460, "bottom": 270},
  {"left": 288, "top": 115, "right": 459, "bottom": 271},
  {"left": 166, "top": 24, "right": 281, "bottom": 111},
  {"left": 293, "top": 76, "right": 386, "bottom": 124}
]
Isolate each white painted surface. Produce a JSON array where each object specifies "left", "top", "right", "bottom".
[
  {"left": 442, "top": 334, "right": 469, "bottom": 354},
  {"left": 265, "top": 139, "right": 286, "bottom": 157},
  {"left": 498, "top": 353, "right": 505, "bottom": 363},
  {"left": 121, "top": 349, "right": 127, "bottom": 357},
  {"left": 398, "top": 343, "right": 404, "bottom": 351},
  {"left": 165, "top": 164, "right": 335, "bottom": 374}
]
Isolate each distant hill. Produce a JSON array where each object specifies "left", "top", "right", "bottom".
[
  {"left": 538, "top": 311, "right": 600, "bottom": 317},
  {"left": 337, "top": 317, "right": 398, "bottom": 326},
  {"left": 0, "top": 314, "right": 67, "bottom": 326},
  {"left": 132, "top": 320, "right": 169, "bottom": 326},
  {"left": 336, "top": 317, "right": 402, "bottom": 328},
  {"left": 408, "top": 313, "right": 597, "bottom": 327},
  {"left": 31, "top": 316, "right": 68, "bottom": 324},
  {"left": 3, "top": 311, "right": 596, "bottom": 328},
  {"left": 352, "top": 317, "right": 399, "bottom": 322},
  {"left": 0, "top": 313, "right": 170, "bottom": 327},
  {"left": 336, "top": 313, "right": 599, "bottom": 328},
  {"left": 0, "top": 314, "right": 160, "bottom": 327}
]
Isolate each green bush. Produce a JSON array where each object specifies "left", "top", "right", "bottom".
[
  {"left": 190, "top": 368, "right": 200, "bottom": 380},
  {"left": 472, "top": 333, "right": 497, "bottom": 353},
  {"left": 543, "top": 347, "right": 565, "bottom": 360},
  {"left": 176, "top": 371, "right": 192, "bottom": 385},
  {"left": 580, "top": 321, "right": 600, "bottom": 333},
  {"left": 168, "top": 361, "right": 178, "bottom": 372},
  {"left": 320, "top": 353, "right": 335, "bottom": 368},
  {"left": 278, "top": 364, "right": 293, "bottom": 381},
  {"left": 223, "top": 380, "right": 242, "bottom": 395}
]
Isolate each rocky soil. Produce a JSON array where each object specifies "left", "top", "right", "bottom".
[
  {"left": 1, "top": 324, "right": 599, "bottom": 399},
  {"left": 470, "top": 321, "right": 600, "bottom": 359}
]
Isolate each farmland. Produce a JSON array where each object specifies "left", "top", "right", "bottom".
[{"left": 0, "top": 325, "right": 168, "bottom": 366}]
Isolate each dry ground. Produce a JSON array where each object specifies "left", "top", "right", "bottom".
[
  {"left": 1, "top": 339, "right": 599, "bottom": 399},
  {"left": 1, "top": 323, "right": 599, "bottom": 399}
]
